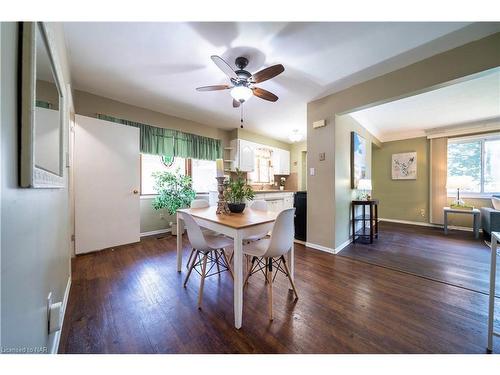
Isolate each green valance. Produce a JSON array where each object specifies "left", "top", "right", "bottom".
[{"left": 97, "top": 114, "right": 222, "bottom": 161}]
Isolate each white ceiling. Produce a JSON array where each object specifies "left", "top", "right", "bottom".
[
  {"left": 62, "top": 22, "right": 500, "bottom": 143},
  {"left": 350, "top": 68, "right": 500, "bottom": 142}
]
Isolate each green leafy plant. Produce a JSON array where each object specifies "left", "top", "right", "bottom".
[
  {"left": 151, "top": 169, "right": 196, "bottom": 215},
  {"left": 224, "top": 169, "right": 255, "bottom": 204}
]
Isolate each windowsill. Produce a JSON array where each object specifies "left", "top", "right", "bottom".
[
  {"left": 140, "top": 192, "right": 209, "bottom": 199},
  {"left": 447, "top": 194, "right": 496, "bottom": 199}
]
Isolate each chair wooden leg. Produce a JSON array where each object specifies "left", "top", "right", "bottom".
[
  {"left": 186, "top": 248, "right": 195, "bottom": 269},
  {"left": 198, "top": 252, "right": 209, "bottom": 309},
  {"left": 221, "top": 249, "right": 234, "bottom": 280},
  {"left": 244, "top": 256, "right": 256, "bottom": 287},
  {"left": 183, "top": 250, "right": 199, "bottom": 287},
  {"left": 281, "top": 255, "right": 299, "bottom": 300},
  {"left": 267, "top": 258, "right": 273, "bottom": 321}
]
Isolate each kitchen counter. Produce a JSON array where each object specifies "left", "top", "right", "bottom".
[{"left": 253, "top": 190, "right": 297, "bottom": 193}]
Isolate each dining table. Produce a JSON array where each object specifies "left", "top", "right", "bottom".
[{"left": 176, "top": 205, "right": 294, "bottom": 329}]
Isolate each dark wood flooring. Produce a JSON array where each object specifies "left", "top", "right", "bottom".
[
  {"left": 59, "top": 224, "right": 500, "bottom": 354},
  {"left": 340, "top": 222, "right": 500, "bottom": 296}
]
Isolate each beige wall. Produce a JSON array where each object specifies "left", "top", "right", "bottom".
[
  {"left": 307, "top": 32, "right": 500, "bottom": 249},
  {"left": 1, "top": 22, "right": 72, "bottom": 352},
  {"left": 372, "top": 137, "right": 430, "bottom": 223},
  {"left": 74, "top": 90, "right": 231, "bottom": 148},
  {"left": 334, "top": 115, "right": 379, "bottom": 247},
  {"left": 231, "top": 128, "right": 292, "bottom": 151},
  {"left": 372, "top": 136, "right": 494, "bottom": 228}
]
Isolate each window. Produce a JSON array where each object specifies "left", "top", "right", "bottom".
[
  {"left": 190, "top": 159, "right": 217, "bottom": 193},
  {"left": 140, "top": 154, "right": 217, "bottom": 195},
  {"left": 447, "top": 134, "right": 500, "bottom": 196},
  {"left": 248, "top": 147, "right": 274, "bottom": 184},
  {"left": 141, "top": 154, "right": 186, "bottom": 195}
]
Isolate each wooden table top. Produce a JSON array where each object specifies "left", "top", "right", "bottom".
[
  {"left": 444, "top": 206, "right": 480, "bottom": 213},
  {"left": 177, "top": 206, "right": 278, "bottom": 229}
]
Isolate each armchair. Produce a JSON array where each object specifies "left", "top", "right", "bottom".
[{"left": 481, "top": 194, "right": 500, "bottom": 239}]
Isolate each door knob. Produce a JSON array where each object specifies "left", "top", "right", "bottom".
[{"left": 133, "top": 189, "right": 139, "bottom": 195}]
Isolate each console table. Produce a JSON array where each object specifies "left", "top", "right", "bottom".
[
  {"left": 351, "top": 199, "right": 379, "bottom": 244},
  {"left": 443, "top": 207, "right": 480, "bottom": 239}
]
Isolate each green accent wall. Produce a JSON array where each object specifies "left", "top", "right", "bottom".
[
  {"left": 372, "top": 137, "right": 493, "bottom": 227},
  {"left": 372, "top": 137, "right": 430, "bottom": 222}
]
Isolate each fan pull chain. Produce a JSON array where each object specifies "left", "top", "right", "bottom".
[{"left": 240, "top": 104, "right": 244, "bottom": 128}]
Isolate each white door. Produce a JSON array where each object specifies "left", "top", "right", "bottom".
[{"left": 74, "top": 115, "right": 140, "bottom": 254}]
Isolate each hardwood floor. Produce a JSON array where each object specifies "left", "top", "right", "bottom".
[
  {"left": 340, "top": 221, "right": 500, "bottom": 296},
  {"left": 59, "top": 225, "right": 500, "bottom": 354}
]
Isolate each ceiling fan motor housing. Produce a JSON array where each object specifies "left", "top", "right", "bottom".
[{"left": 235, "top": 56, "right": 249, "bottom": 69}]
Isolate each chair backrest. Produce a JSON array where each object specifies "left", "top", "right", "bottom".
[
  {"left": 250, "top": 199, "right": 268, "bottom": 212},
  {"left": 190, "top": 199, "right": 209, "bottom": 209},
  {"left": 265, "top": 208, "right": 296, "bottom": 258},
  {"left": 180, "top": 212, "right": 208, "bottom": 250}
]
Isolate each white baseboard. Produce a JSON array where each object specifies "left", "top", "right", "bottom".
[
  {"left": 334, "top": 238, "right": 352, "bottom": 254},
  {"left": 379, "top": 217, "right": 482, "bottom": 233},
  {"left": 51, "top": 276, "right": 71, "bottom": 354},
  {"left": 140, "top": 228, "right": 171, "bottom": 237},
  {"left": 294, "top": 239, "right": 306, "bottom": 246},
  {"left": 305, "top": 241, "right": 336, "bottom": 254}
]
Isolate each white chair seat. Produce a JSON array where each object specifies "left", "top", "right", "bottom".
[
  {"left": 244, "top": 233, "right": 269, "bottom": 242},
  {"left": 205, "top": 234, "right": 233, "bottom": 251},
  {"left": 243, "top": 238, "right": 271, "bottom": 257}
]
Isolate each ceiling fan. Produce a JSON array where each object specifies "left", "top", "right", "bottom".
[{"left": 196, "top": 56, "right": 284, "bottom": 108}]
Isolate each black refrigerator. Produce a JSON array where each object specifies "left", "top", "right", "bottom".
[{"left": 294, "top": 191, "right": 307, "bottom": 241}]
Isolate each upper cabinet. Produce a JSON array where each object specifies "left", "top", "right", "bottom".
[
  {"left": 277, "top": 149, "right": 290, "bottom": 175},
  {"left": 230, "top": 139, "right": 255, "bottom": 172},
  {"left": 229, "top": 139, "right": 290, "bottom": 175}
]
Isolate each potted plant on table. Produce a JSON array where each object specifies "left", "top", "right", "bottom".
[
  {"left": 224, "top": 169, "right": 255, "bottom": 214},
  {"left": 151, "top": 169, "right": 196, "bottom": 235}
]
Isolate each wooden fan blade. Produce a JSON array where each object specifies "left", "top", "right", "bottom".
[
  {"left": 251, "top": 64, "right": 284, "bottom": 83},
  {"left": 252, "top": 87, "right": 278, "bottom": 102},
  {"left": 233, "top": 99, "right": 241, "bottom": 108},
  {"left": 196, "top": 85, "right": 231, "bottom": 92},
  {"left": 211, "top": 55, "right": 238, "bottom": 80}
]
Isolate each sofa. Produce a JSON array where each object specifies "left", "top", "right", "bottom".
[{"left": 481, "top": 194, "right": 500, "bottom": 238}]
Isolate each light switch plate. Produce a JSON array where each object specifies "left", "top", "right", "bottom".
[{"left": 310, "top": 167, "right": 315, "bottom": 176}]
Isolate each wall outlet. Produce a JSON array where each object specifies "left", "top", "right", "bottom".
[
  {"left": 420, "top": 209, "right": 426, "bottom": 217},
  {"left": 159, "top": 213, "right": 165, "bottom": 220}
]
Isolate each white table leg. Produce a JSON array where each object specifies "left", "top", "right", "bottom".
[
  {"left": 176, "top": 213, "right": 182, "bottom": 272},
  {"left": 487, "top": 234, "right": 498, "bottom": 352},
  {"left": 233, "top": 231, "right": 243, "bottom": 329},
  {"left": 287, "top": 241, "right": 295, "bottom": 290}
]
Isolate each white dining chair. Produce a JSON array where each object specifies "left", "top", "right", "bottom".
[
  {"left": 190, "top": 199, "right": 209, "bottom": 209},
  {"left": 229, "top": 199, "right": 271, "bottom": 264},
  {"left": 181, "top": 212, "right": 233, "bottom": 309},
  {"left": 242, "top": 207, "right": 298, "bottom": 321},
  {"left": 185, "top": 199, "right": 210, "bottom": 268}
]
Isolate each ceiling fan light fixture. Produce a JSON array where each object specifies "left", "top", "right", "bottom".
[
  {"left": 230, "top": 86, "right": 253, "bottom": 103},
  {"left": 289, "top": 129, "right": 303, "bottom": 143}
]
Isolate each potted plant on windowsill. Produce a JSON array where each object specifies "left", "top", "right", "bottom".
[
  {"left": 224, "top": 169, "right": 255, "bottom": 214},
  {"left": 151, "top": 169, "right": 196, "bottom": 235}
]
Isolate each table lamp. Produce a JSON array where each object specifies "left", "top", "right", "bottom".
[
  {"left": 446, "top": 176, "right": 473, "bottom": 206},
  {"left": 357, "top": 178, "right": 372, "bottom": 200}
]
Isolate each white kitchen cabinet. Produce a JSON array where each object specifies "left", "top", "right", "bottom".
[
  {"left": 279, "top": 149, "right": 290, "bottom": 175},
  {"left": 230, "top": 139, "right": 255, "bottom": 172},
  {"left": 283, "top": 194, "right": 294, "bottom": 209}
]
